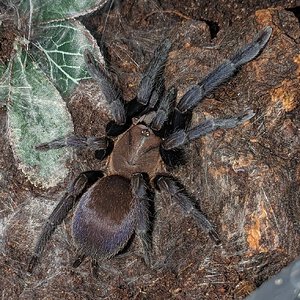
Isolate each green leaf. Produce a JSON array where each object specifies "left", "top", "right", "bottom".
[
  {"left": 7, "top": 49, "right": 73, "bottom": 188},
  {"left": 18, "top": 0, "right": 107, "bottom": 23},
  {"left": 31, "top": 19, "right": 103, "bottom": 96},
  {"left": 0, "top": 63, "right": 10, "bottom": 105},
  {"left": 0, "top": 64, "right": 6, "bottom": 77}
]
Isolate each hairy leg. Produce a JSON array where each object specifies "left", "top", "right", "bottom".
[
  {"left": 162, "top": 110, "right": 255, "bottom": 150},
  {"left": 155, "top": 175, "right": 221, "bottom": 244},
  {"left": 91, "top": 259, "right": 99, "bottom": 278},
  {"left": 137, "top": 39, "right": 171, "bottom": 106},
  {"left": 84, "top": 49, "right": 126, "bottom": 125},
  {"left": 177, "top": 27, "right": 272, "bottom": 113},
  {"left": 36, "top": 135, "right": 109, "bottom": 151},
  {"left": 168, "top": 27, "right": 272, "bottom": 134},
  {"left": 28, "top": 171, "right": 104, "bottom": 273},
  {"left": 36, "top": 135, "right": 113, "bottom": 162},
  {"left": 150, "top": 86, "right": 177, "bottom": 132},
  {"left": 131, "top": 173, "right": 153, "bottom": 266},
  {"left": 106, "top": 39, "right": 172, "bottom": 137},
  {"left": 72, "top": 253, "right": 86, "bottom": 268}
]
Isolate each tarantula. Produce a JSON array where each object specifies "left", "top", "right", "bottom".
[{"left": 28, "top": 27, "right": 272, "bottom": 275}]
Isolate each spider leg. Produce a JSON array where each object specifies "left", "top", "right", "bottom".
[
  {"left": 150, "top": 86, "right": 177, "bottom": 132},
  {"left": 35, "top": 135, "right": 109, "bottom": 151},
  {"left": 91, "top": 259, "right": 99, "bottom": 278},
  {"left": 146, "top": 70, "right": 166, "bottom": 111},
  {"left": 147, "top": 86, "right": 185, "bottom": 169},
  {"left": 106, "top": 40, "right": 172, "bottom": 137},
  {"left": 106, "top": 77, "right": 165, "bottom": 137},
  {"left": 169, "top": 27, "right": 272, "bottom": 132},
  {"left": 137, "top": 39, "right": 171, "bottom": 106},
  {"left": 159, "top": 147, "right": 186, "bottom": 169},
  {"left": 73, "top": 253, "right": 99, "bottom": 278},
  {"left": 36, "top": 135, "right": 113, "bottom": 161},
  {"left": 177, "top": 27, "right": 272, "bottom": 113},
  {"left": 162, "top": 110, "right": 255, "bottom": 150},
  {"left": 131, "top": 173, "right": 153, "bottom": 266},
  {"left": 72, "top": 252, "right": 86, "bottom": 268},
  {"left": 27, "top": 171, "right": 104, "bottom": 273},
  {"left": 155, "top": 175, "right": 221, "bottom": 244},
  {"left": 84, "top": 49, "right": 126, "bottom": 125}
]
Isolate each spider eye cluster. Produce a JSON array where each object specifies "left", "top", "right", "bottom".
[{"left": 141, "top": 129, "right": 151, "bottom": 137}]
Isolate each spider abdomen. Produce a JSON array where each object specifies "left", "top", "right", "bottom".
[{"left": 72, "top": 175, "right": 136, "bottom": 259}]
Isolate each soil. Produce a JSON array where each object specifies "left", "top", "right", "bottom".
[{"left": 1, "top": 0, "right": 300, "bottom": 299}]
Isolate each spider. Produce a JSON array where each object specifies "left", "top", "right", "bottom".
[{"left": 28, "top": 27, "right": 272, "bottom": 275}]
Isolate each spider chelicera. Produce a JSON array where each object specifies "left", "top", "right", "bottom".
[{"left": 28, "top": 27, "right": 272, "bottom": 275}]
